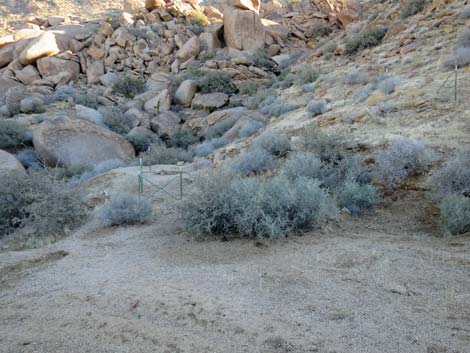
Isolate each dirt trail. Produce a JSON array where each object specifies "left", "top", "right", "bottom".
[{"left": 0, "top": 191, "right": 469, "bottom": 353}]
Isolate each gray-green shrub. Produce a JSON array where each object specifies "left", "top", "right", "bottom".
[
  {"left": 301, "top": 126, "right": 349, "bottom": 162},
  {"left": 259, "top": 96, "right": 299, "bottom": 117},
  {"left": 377, "top": 77, "right": 400, "bottom": 95},
  {"left": 0, "top": 171, "right": 87, "bottom": 247},
  {"left": 199, "top": 71, "right": 237, "bottom": 95},
  {"left": 194, "top": 137, "right": 228, "bottom": 157},
  {"left": 168, "top": 128, "right": 199, "bottom": 149},
  {"left": 376, "top": 138, "right": 436, "bottom": 189},
  {"left": 100, "top": 106, "right": 135, "bottom": 135},
  {"left": 345, "top": 27, "right": 387, "bottom": 54},
  {"left": 140, "top": 144, "right": 194, "bottom": 165},
  {"left": 112, "top": 76, "right": 145, "bottom": 98},
  {"left": 337, "top": 180, "right": 380, "bottom": 214},
  {"left": 0, "top": 120, "right": 31, "bottom": 150},
  {"left": 439, "top": 194, "right": 470, "bottom": 235},
  {"left": 230, "top": 149, "right": 276, "bottom": 176},
  {"left": 401, "top": 0, "right": 427, "bottom": 19},
  {"left": 126, "top": 131, "right": 162, "bottom": 153},
  {"left": 97, "top": 193, "right": 152, "bottom": 227},
  {"left": 432, "top": 150, "right": 470, "bottom": 199},
  {"left": 252, "top": 132, "right": 291, "bottom": 157},
  {"left": 180, "top": 170, "right": 337, "bottom": 239},
  {"left": 307, "top": 100, "right": 327, "bottom": 117},
  {"left": 238, "top": 120, "right": 265, "bottom": 138}
]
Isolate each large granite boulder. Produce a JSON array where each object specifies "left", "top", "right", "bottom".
[
  {"left": 19, "top": 31, "right": 60, "bottom": 65},
  {"left": 223, "top": 7, "right": 265, "bottom": 51},
  {"left": 0, "top": 150, "right": 27, "bottom": 177},
  {"left": 33, "top": 117, "right": 135, "bottom": 168}
]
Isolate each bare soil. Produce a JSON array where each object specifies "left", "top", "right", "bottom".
[{"left": 0, "top": 190, "right": 469, "bottom": 353}]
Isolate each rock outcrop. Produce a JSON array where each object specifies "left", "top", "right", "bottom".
[
  {"left": 33, "top": 117, "right": 135, "bottom": 168},
  {"left": 223, "top": 7, "right": 265, "bottom": 51},
  {"left": 0, "top": 150, "right": 27, "bottom": 177}
]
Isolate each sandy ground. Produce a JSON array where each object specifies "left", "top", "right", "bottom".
[{"left": 0, "top": 190, "right": 469, "bottom": 353}]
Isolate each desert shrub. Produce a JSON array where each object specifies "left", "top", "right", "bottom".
[
  {"left": 457, "top": 29, "right": 470, "bottom": 48},
  {"left": 301, "top": 84, "right": 316, "bottom": 93},
  {"left": 432, "top": 150, "right": 470, "bottom": 199},
  {"left": 459, "top": 7, "right": 470, "bottom": 19},
  {"left": 194, "top": 137, "right": 228, "bottom": 157},
  {"left": 20, "top": 97, "right": 46, "bottom": 114},
  {"left": 99, "top": 106, "right": 134, "bottom": 135},
  {"left": 306, "top": 22, "right": 333, "bottom": 38},
  {"left": 376, "top": 138, "right": 436, "bottom": 189},
  {"left": 443, "top": 47, "right": 470, "bottom": 69},
  {"left": 273, "top": 71, "right": 297, "bottom": 89},
  {"left": 307, "top": 100, "right": 327, "bottom": 117},
  {"left": 401, "top": 0, "right": 427, "bottom": 19},
  {"left": 191, "top": 159, "right": 212, "bottom": 170},
  {"left": 46, "top": 85, "right": 98, "bottom": 108},
  {"left": 126, "top": 131, "right": 162, "bottom": 154},
  {"left": 5, "top": 88, "right": 26, "bottom": 116},
  {"left": 140, "top": 144, "right": 194, "bottom": 165},
  {"left": 73, "top": 159, "right": 128, "bottom": 185},
  {"left": 355, "top": 86, "right": 374, "bottom": 102},
  {"left": 0, "top": 120, "right": 31, "bottom": 150},
  {"left": 245, "top": 89, "right": 274, "bottom": 109},
  {"left": 238, "top": 120, "right": 265, "bottom": 138},
  {"left": 376, "top": 101, "right": 397, "bottom": 116},
  {"left": 301, "top": 126, "right": 349, "bottom": 162},
  {"left": 199, "top": 71, "right": 237, "bottom": 95},
  {"left": 206, "top": 116, "right": 240, "bottom": 139},
  {"left": 112, "top": 76, "right": 145, "bottom": 98},
  {"left": 281, "top": 152, "right": 370, "bottom": 190},
  {"left": 230, "top": 149, "right": 276, "bottom": 176},
  {"left": 180, "top": 170, "right": 337, "bottom": 239},
  {"left": 438, "top": 194, "right": 470, "bottom": 235},
  {"left": 97, "top": 193, "right": 152, "bottom": 227},
  {"left": 188, "top": 9, "right": 210, "bottom": 26},
  {"left": 238, "top": 81, "right": 262, "bottom": 96},
  {"left": 252, "top": 132, "right": 291, "bottom": 157},
  {"left": 377, "top": 77, "right": 400, "bottom": 95},
  {"left": 0, "top": 171, "right": 87, "bottom": 247},
  {"left": 253, "top": 48, "right": 275, "bottom": 70},
  {"left": 337, "top": 180, "right": 380, "bottom": 214},
  {"left": 344, "top": 70, "right": 370, "bottom": 85},
  {"left": 52, "top": 164, "right": 90, "bottom": 179},
  {"left": 168, "top": 128, "right": 199, "bottom": 149},
  {"left": 16, "top": 150, "right": 42, "bottom": 171},
  {"left": 297, "top": 64, "right": 320, "bottom": 85},
  {"left": 345, "top": 27, "right": 387, "bottom": 54},
  {"left": 259, "top": 96, "right": 299, "bottom": 117}
]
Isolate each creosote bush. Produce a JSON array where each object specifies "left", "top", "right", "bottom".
[
  {"left": 401, "top": 0, "right": 427, "bottom": 19},
  {"left": 180, "top": 170, "right": 337, "bottom": 239},
  {"left": 98, "top": 193, "right": 152, "bottom": 227},
  {"left": 345, "top": 27, "right": 387, "bottom": 54},
  {"left": 100, "top": 106, "right": 135, "bottom": 135},
  {"left": 71, "top": 159, "right": 128, "bottom": 185},
  {"left": 377, "top": 77, "right": 400, "bottom": 95},
  {"left": 126, "top": 130, "right": 162, "bottom": 154},
  {"left": 0, "top": 171, "right": 87, "bottom": 247},
  {"left": 301, "top": 126, "right": 349, "bottom": 162},
  {"left": 376, "top": 138, "right": 436, "bottom": 189},
  {"left": 199, "top": 71, "right": 237, "bottom": 95},
  {"left": 259, "top": 96, "right": 299, "bottom": 117},
  {"left": 238, "top": 120, "right": 265, "bottom": 138},
  {"left": 112, "top": 76, "right": 145, "bottom": 98},
  {"left": 306, "top": 22, "right": 333, "bottom": 38},
  {"left": 168, "top": 128, "right": 199, "bottom": 149},
  {"left": 0, "top": 120, "right": 31, "bottom": 150}
]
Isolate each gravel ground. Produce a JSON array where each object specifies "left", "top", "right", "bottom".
[{"left": 0, "top": 191, "right": 469, "bottom": 353}]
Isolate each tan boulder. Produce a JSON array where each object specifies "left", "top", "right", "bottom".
[
  {"left": 15, "top": 65, "right": 41, "bottom": 85},
  {"left": 232, "top": 0, "right": 260, "bottom": 13},
  {"left": 33, "top": 117, "right": 135, "bottom": 168},
  {"left": 37, "top": 56, "right": 80, "bottom": 85},
  {"left": 145, "top": 0, "right": 165, "bottom": 11},
  {"left": 123, "top": 0, "right": 145, "bottom": 13},
  {"left": 87, "top": 60, "right": 105, "bottom": 85},
  {"left": 144, "top": 89, "right": 172, "bottom": 114},
  {"left": 199, "top": 32, "right": 222, "bottom": 53},
  {"left": 174, "top": 80, "right": 198, "bottom": 107},
  {"left": 19, "top": 31, "right": 60, "bottom": 65},
  {"left": 223, "top": 7, "right": 265, "bottom": 51},
  {"left": 192, "top": 93, "right": 229, "bottom": 112},
  {"left": 0, "top": 150, "right": 27, "bottom": 177},
  {"left": 0, "top": 43, "right": 14, "bottom": 68},
  {"left": 176, "top": 36, "right": 201, "bottom": 62},
  {"left": 150, "top": 111, "right": 181, "bottom": 137}
]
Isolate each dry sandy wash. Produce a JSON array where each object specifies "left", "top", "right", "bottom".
[{"left": 0, "top": 190, "right": 469, "bottom": 353}]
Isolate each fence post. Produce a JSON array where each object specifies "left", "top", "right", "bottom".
[
  {"left": 454, "top": 65, "right": 458, "bottom": 103},
  {"left": 179, "top": 166, "right": 183, "bottom": 200},
  {"left": 138, "top": 158, "right": 144, "bottom": 195}
]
